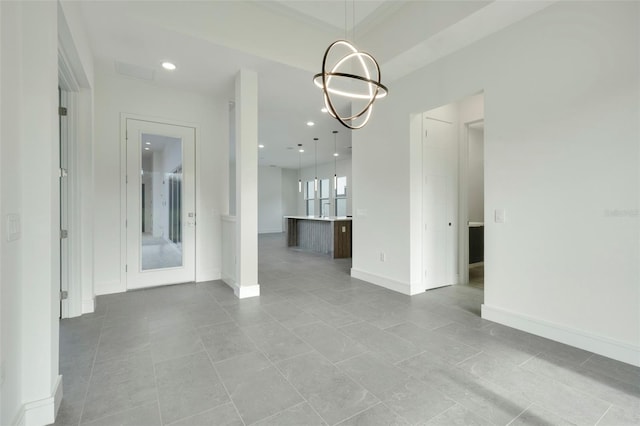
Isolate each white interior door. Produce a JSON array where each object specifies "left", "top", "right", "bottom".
[
  {"left": 423, "top": 117, "right": 456, "bottom": 289},
  {"left": 126, "top": 119, "right": 196, "bottom": 289}
]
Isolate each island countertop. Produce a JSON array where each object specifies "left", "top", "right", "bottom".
[{"left": 284, "top": 216, "right": 352, "bottom": 222}]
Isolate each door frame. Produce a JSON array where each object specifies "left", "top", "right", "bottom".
[
  {"left": 58, "top": 50, "right": 81, "bottom": 318},
  {"left": 119, "top": 113, "right": 199, "bottom": 290},
  {"left": 458, "top": 118, "right": 485, "bottom": 285}
]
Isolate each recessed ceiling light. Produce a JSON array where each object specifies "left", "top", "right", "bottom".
[
  {"left": 258, "top": 144, "right": 265, "bottom": 148},
  {"left": 306, "top": 121, "right": 314, "bottom": 126},
  {"left": 321, "top": 108, "right": 328, "bottom": 113},
  {"left": 161, "top": 62, "right": 176, "bottom": 71},
  {"left": 145, "top": 142, "right": 151, "bottom": 145},
  {"left": 144, "top": 147, "right": 150, "bottom": 151},
  {"left": 299, "top": 149, "right": 304, "bottom": 153},
  {"left": 333, "top": 153, "right": 339, "bottom": 157}
]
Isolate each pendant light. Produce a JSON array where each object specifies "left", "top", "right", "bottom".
[
  {"left": 313, "top": 138, "right": 319, "bottom": 192},
  {"left": 332, "top": 131, "right": 338, "bottom": 190},
  {"left": 313, "top": 0, "right": 387, "bottom": 130},
  {"left": 297, "top": 144, "right": 303, "bottom": 192}
]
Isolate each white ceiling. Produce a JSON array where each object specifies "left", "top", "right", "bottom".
[{"left": 80, "top": 0, "right": 553, "bottom": 169}]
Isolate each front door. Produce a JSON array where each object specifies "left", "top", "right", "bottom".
[{"left": 126, "top": 119, "right": 196, "bottom": 289}]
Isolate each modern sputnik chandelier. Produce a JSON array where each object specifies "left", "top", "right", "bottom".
[{"left": 313, "top": 1, "right": 388, "bottom": 130}]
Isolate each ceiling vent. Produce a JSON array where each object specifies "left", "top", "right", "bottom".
[{"left": 115, "top": 61, "right": 155, "bottom": 81}]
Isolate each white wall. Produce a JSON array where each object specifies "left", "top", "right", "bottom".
[
  {"left": 353, "top": 1, "right": 639, "bottom": 365},
  {"left": 1, "top": 1, "right": 62, "bottom": 424},
  {"left": 257, "top": 164, "right": 339, "bottom": 233},
  {"left": 468, "top": 127, "right": 484, "bottom": 223},
  {"left": 94, "top": 68, "right": 228, "bottom": 294},
  {"left": 258, "top": 166, "right": 284, "bottom": 233},
  {"left": 281, "top": 168, "right": 298, "bottom": 217}
]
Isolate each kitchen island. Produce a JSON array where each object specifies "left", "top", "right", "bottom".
[{"left": 284, "top": 216, "right": 352, "bottom": 258}]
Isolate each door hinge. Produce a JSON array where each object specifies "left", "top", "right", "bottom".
[
  {"left": 60, "top": 229, "right": 68, "bottom": 239},
  {"left": 60, "top": 290, "right": 68, "bottom": 300},
  {"left": 58, "top": 107, "right": 67, "bottom": 116},
  {"left": 59, "top": 168, "right": 68, "bottom": 178},
  {"left": 125, "top": 264, "right": 128, "bottom": 272},
  {"left": 126, "top": 175, "right": 128, "bottom": 184}
]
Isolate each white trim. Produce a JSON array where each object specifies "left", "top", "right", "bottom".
[
  {"left": 12, "top": 407, "right": 25, "bottom": 426},
  {"left": 15, "top": 375, "right": 62, "bottom": 426},
  {"left": 482, "top": 304, "right": 640, "bottom": 367},
  {"left": 350, "top": 268, "right": 417, "bottom": 295},
  {"left": 95, "top": 280, "right": 125, "bottom": 296},
  {"left": 196, "top": 268, "right": 221, "bottom": 283},
  {"left": 82, "top": 297, "right": 95, "bottom": 314},
  {"left": 228, "top": 282, "right": 260, "bottom": 299},
  {"left": 120, "top": 113, "right": 200, "bottom": 292}
]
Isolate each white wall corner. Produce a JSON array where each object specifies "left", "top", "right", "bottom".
[
  {"left": 482, "top": 304, "right": 640, "bottom": 367},
  {"left": 350, "top": 268, "right": 413, "bottom": 295},
  {"left": 17, "top": 374, "right": 62, "bottom": 426}
]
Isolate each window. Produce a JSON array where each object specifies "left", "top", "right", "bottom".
[
  {"left": 305, "top": 180, "right": 315, "bottom": 216},
  {"left": 335, "top": 176, "right": 347, "bottom": 217},
  {"left": 168, "top": 167, "right": 182, "bottom": 246},
  {"left": 319, "top": 178, "right": 330, "bottom": 216}
]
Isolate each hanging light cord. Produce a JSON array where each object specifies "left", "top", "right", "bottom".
[
  {"left": 333, "top": 131, "right": 338, "bottom": 193},
  {"left": 314, "top": 138, "right": 319, "bottom": 192}
]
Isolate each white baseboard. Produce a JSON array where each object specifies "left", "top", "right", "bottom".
[
  {"left": 95, "top": 280, "right": 125, "bottom": 296},
  {"left": 222, "top": 277, "right": 236, "bottom": 291},
  {"left": 482, "top": 304, "right": 640, "bottom": 367},
  {"left": 12, "top": 406, "right": 25, "bottom": 426},
  {"left": 196, "top": 268, "right": 221, "bottom": 283},
  {"left": 82, "top": 297, "right": 95, "bottom": 314},
  {"left": 235, "top": 284, "right": 260, "bottom": 299},
  {"left": 14, "top": 375, "right": 62, "bottom": 426},
  {"left": 350, "top": 268, "right": 417, "bottom": 295},
  {"left": 222, "top": 278, "right": 260, "bottom": 299}
]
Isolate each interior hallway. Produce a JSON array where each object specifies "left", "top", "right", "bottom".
[{"left": 55, "top": 234, "right": 640, "bottom": 425}]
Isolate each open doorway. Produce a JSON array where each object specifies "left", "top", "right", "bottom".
[
  {"left": 419, "top": 93, "right": 485, "bottom": 297},
  {"left": 467, "top": 120, "right": 484, "bottom": 289}
]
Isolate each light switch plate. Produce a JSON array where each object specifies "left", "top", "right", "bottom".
[{"left": 494, "top": 209, "right": 506, "bottom": 223}]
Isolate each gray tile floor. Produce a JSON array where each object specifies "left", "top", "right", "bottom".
[{"left": 54, "top": 233, "right": 640, "bottom": 425}]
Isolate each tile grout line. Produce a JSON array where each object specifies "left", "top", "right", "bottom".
[
  {"left": 580, "top": 353, "right": 594, "bottom": 366},
  {"left": 151, "top": 354, "right": 165, "bottom": 426},
  {"left": 505, "top": 402, "right": 533, "bottom": 426},
  {"left": 517, "top": 351, "right": 542, "bottom": 367},
  {"left": 252, "top": 342, "right": 327, "bottom": 425},
  {"left": 594, "top": 403, "right": 613, "bottom": 426},
  {"left": 204, "top": 347, "right": 247, "bottom": 426},
  {"left": 74, "top": 305, "right": 108, "bottom": 426}
]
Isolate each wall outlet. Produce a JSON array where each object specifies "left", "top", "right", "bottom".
[
  {"left": 494, "top": 208, "right": 506, "bottom": 223},
  {"left": 380, "top": 252, "right": 386, "bottom": 262}
]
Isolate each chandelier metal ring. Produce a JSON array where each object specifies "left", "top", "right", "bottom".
[{"left": 313, "top": 40, "right": 388, "bottom": 130}]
